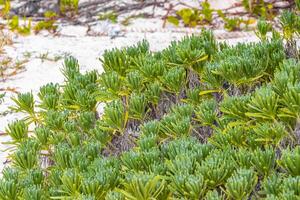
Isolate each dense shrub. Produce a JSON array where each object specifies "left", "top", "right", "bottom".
[{"left": 1, "top": 30, "right": 300, "bottom": 199}]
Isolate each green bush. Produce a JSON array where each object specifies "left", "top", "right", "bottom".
[{"left": 1, "top": 28, "right": 300, "bottom": 199}]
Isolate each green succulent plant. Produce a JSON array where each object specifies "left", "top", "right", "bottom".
[
  {"left": 252, "top": 122, "right": 287, "bottom": 146},
  {"left": 279, "top": 147, "right": 300, "bottom": 176},
  {"left": 138, "top": 57, "right": 165, "bottom": 80},
  {"left": 232, "top": 148, "right": 254, "bottom": 169},
  {"left": 166, "top": 154, "right": 197, "bottom": 175},
  {"left": 0, "top": 180, "right": 20, "bottom": 200},
  {"left": 90, "top": 123, "right": 111, "bottom": 145},
  {"left": 59, "top": 169, "right": 82, "bottom": 198},
  {"left": 272, "top": 62, "right": 298, "bottom": 96},
  {"left": 225, "top": 168, "right": 257, "bottom": 200},
  {"left": 53, "top": 144, "right": 72, "bottom": 169},
  {"left": 195, "top": 99, "right": 217, "bottom": 126},
  {"left": 280, "top": 11, "right": 300, "bottom": 41},
  {"left": 198, "top": 149, "right": 235, "bottom": 188},
  {"left": 246, "top": 86, "right": 279, "bottom": 121},
  {"left": 144, "top": 81, "right": 161, "bottom": 105},
  {"left": 105, "top": 191, "right": 125, "bottom": 200},
  {"left": 38, "top": 83, "right": 60, "bottom": 110},
  {"left": 10, "top": 92, "right": 36, "bottom": 121},
  {"left": 169, "top": 173, "right": 206, "bottom": 199},
  {"left": 81, "top": 177, "right": 106, "bottom": 199},
  {"left": 126, "top": 71, "right": 144, "bottom": 92},
  {"left": 163, "top": 31, "right": 216, "bottom": 69},
  {"left": 12, "top": 148, "right": 38, "bottom": 170},
  {"left": 100, "top": 40, "right": 148, "bottom": 77},
  {"left": 256, "top": 19, "right": 272, "bottom": 41},
  {"left": 225, "top": 126, "right": 248, "bottom": 148},
  {"left": 251, "top": 147, "right": 276, "bottom": 176},
  {"left": 121, "top": 151, "right": 143, "bottom": 172},
  {"left": 140, "top": 120, "right": 160, "bottom": 136},
  {"left": 162, "top": 66, "right": 186, "bottom": 95},
  {"left": 117, "top": 173, "right": 166, "bottom": 200},
  {"left": 186, "top": 86, "right": 202, "bottom": 105},
  {"left": 262, "top": 174, "right": 283, "bottom": 197},
  {"left": 202, "top": 63, "right": 225, "bottom": 89},
  {"left": 160, "top": 114, "right": 192, "bottom": 138},
  {"left": 205, "top": 190, "right": 224, "bottom": 200},
  {"left": 101, "top": 100, "right": 126, "bottom": 133},
  {"left": 23, "top": 185, "right": 49, "bottom": 200},
  {"left": 210, "top": 41, "right": 284, "bottom": 87},
  {"left": 282, "top": 176, "right": 300, "bottom": 196},
  {"left": 101, "top": 71, "right": 123, "bottom": 96},
  {"left": 163, "top": 138, "right": 211, "bottom": 162},
  {"left": 220, "top": 94, "right": 250, "bottom": 122},
  {"left": 34, "top": 126, "right": 51, "bottom": 147},
  {"left": 62, "top": 56, "right": 80, "bottom": 81},
  {"left": 137, "top": 134, "right": 158, "bottom": 151},
  {"left": 279, "top": 83, "right": 300, "bottom": 121},
  {"left": 214, "top": 54, "right": 265, "bottom": 85},
  {"left": 128, "top": 93, "right": 147, "bottom": 120},
  {"left": 6, "top": 120, "right": 28, "bottom": 144}
]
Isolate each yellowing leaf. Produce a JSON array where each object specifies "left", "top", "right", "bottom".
[
  {"left": 167, "top": 16, "right": 179, "bottom": 26},
  {"left": 199, "top": 89, "right": 220, "bottom": 96}
]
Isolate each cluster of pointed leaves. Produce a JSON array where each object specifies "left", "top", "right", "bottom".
[{"left": 1, "top": 30, "right": 300, "bottom": 200}]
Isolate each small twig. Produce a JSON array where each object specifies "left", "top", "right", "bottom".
[
  {"left": 162, "top": 3, "right": 173, "bottom": 28},
  {"left": 177, "top": 1, "right": 199, "bottom": 10},
  {"left": 0, "top": 132, "right": 7, "bottom": 136},
  {"left": 78, "top": 0, "right": 107, "bottom": 9},
  {"left": 152, "top": 0, "right": 157, "bottom": 17},
  {"left": 0, "top": 87, "right": 19, "bottom": 94}
]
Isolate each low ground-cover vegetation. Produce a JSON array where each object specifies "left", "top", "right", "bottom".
[
  {"left": 0, "top": 4, "right": 300, "bottom": 198},
  {"left": 1, "top": 24, "right": 300, "bottom": 199},
  {"left": 167, "top": 0, "right": 300, "bottom": 31}
]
